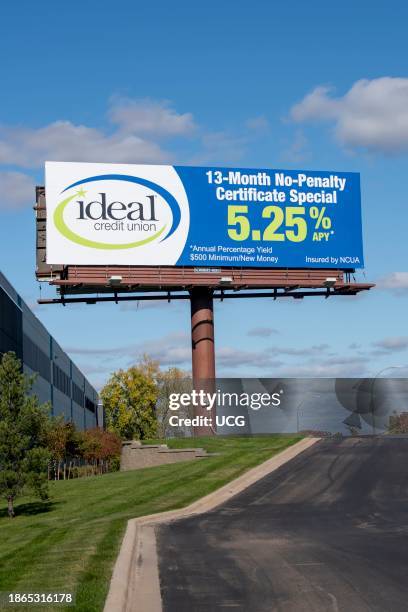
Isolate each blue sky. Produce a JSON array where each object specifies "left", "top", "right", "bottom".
[{"left": 1, "top": 0, "right": 408, "bottom": 388}]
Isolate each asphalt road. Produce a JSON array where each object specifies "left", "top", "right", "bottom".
[{"left": 156, "top": 437, "right": 408, "bottom": 612}]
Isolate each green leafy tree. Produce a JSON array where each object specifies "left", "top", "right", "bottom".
[
  {"left": 47, "top": 416, "right": 71, "bottom": 461},
  {"left": 0, "top": 352, "right": 51, "bottom": 517},
  {"left": 100, "top": 356, "right": 159, "bottom": 440}
]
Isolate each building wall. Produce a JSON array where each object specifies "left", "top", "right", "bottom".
[
  {"left": 0, "top": 270, "right": 99, "bottom": 430},
  {"left": 0, "top": 278, "right": 23, "bottom": 360}
]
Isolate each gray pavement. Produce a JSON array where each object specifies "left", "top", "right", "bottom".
[{"left": 157, "top": 437, "right": 408, "bottom": 611}]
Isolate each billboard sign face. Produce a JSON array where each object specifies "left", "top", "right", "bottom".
[{"left": 45, "top": 162, "right": 364, "bottom": 268}]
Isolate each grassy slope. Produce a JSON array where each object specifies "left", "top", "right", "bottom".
[{"left": 0, "top": 435, "right": 301, "bottom": 612}]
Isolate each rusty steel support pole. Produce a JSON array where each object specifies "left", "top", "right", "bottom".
[{"left": 190, "top": 287, "right": 216, "bottom": 436}]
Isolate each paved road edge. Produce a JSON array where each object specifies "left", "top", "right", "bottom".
[{"left": 103, "top": 437, "right": 320, "bottom": 612}]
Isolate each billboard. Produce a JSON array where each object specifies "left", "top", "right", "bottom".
[{"left": 45, "top": 162, "right": 364, "bottom": 268}]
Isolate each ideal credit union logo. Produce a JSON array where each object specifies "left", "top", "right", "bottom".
[{"left": 54, "top": 174, "right": 182, "bottom": 249}]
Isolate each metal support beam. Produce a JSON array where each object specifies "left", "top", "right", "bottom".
[{"left": 37, "top": 287, "right": 368, "bottom": 305}]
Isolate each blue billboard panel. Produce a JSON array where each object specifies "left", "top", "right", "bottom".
[{"left": 176, "top": 166, "right": 363, "bottom": 269}]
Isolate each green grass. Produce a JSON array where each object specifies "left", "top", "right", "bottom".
[{"left": 0, "top": 435, "right": 301, "bottom": 612}]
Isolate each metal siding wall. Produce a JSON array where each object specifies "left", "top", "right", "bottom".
[
  {"left": 72, "top": 403, "right": 85, "bottom": 429},
  {"left": 85, "top": 410, "right": 97, "bottom": 429},
  {"left": 0, "top": 271, "right": 19, "bottom": 302},
  {"left": 21, "top": 303, "right": 50, "bottom": 355},
  {"left": 0, "top": 286, "right": 23, "bottom": 360},
  {"left": 21, "top": 299, "right": 52, "bottom": 408},
  {"left": 71, "top": 362, "right": 83, "bottom": 385},
  {"left": 71, "top": 363, "right": 84, "bottom": 397},
  {"left": 1, "top": 269, "right": 99, "bottom": 430},
  {"left": 52, "top": 387, "right": 72, "bottom": 421},
  {"left": 51, "top": 338, "right": 71, "bottom": 373},
  {"left": 84, "top": 378, "right": 97, "bottom": 429},
  {"left": 24, "top": 364, "right": 52, "bottom": 405}
]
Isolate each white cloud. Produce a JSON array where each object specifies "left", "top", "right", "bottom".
[
  {"left": 247, "top": 326, "right": 279, "bottom": 337},
  {"left": 217, "top": 346, "right": 282, "bottom": 369},
  {"left": 0, "top": 97, "right": 265, "bottom": 171},
  {"left": 66, "top": 334, "right": 285, "bottom": 373},
  {"left": 0, "top": 171, "right": 34, "bottom": 209},
  {"left": 109, "top": 97, "right": 196, "bottom": 137},
  {"left": 136, "top": 332, "right": 191, "bottom": 366},
  {"left": 373, "top": 336, "right": 408, "bottom": 352},
  {"left": 290, "top": 77, "right": 408, "bottom": 154},
  {"left": 274, "top": 360, "right": 369, "bottom": 378},
  {"left": 0, "top": 120, "right": 171, "bottom": 168},
  {"left": 190, "top": 131, "right": 247, "bottom": 165},
  {"left": 245, "top": 116, "right": 270, "bottom": 133},
  {"left": 376, "top": 272, "right": 408, "bottom": 295},
  {"left": 67, "top": 338, "right": 331, "bottom": 368},
  {"left": 0, "top": 98, "right": 199, "bottom": 170},
  {"left": 66, "top": 333, "right": 191, "bottom": 388},
  {"left": 273, "top": 343, "right": 329, "bottom": 356},
  {"left": 67, "top": 335, "right": 372, "bottom": 384},
  {"left": 66, "top": 331, "right": 190, "bottom": 363},
  {"left": 324, "top": 356, "right": 367, "bottom": 366},
  {"left": 280, "top": 129, "right": 310, "bottom": 163}
]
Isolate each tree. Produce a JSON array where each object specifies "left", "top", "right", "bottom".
[
  {"left": 388, "top": 411, "right": 408, "bottom": 434},
  {"left": 0, "top": 352, "right": 51, "bottom": 517},
  {"left": 156, "top": 368, "right": 192, "bottom": 438},
  {"left": 80, "top": 428, "right": 122, "bottom": 464},
  {"left": 46, "top": 417, "right": 80, "bottom": 479},
  {"left": 100, "top": 356, "right": 159, "bottom": 440}
]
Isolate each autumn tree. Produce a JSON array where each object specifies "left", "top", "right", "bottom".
[
  {"left": 388, "top": 412, "right": 408, "bottom": 434},
  {"left": 156, "top": 368, "right": 192, "bottom": 438},
  {"left": 100, "top": 356, "right": 159, "bottom": 440},
  {"left": 0, "top": 352, "right": 50, "bottom": 517},
  {"left": 46, "top": 417, "right": 80, "bottom": 479},
  {"left": 80, "top": 428, "right": 122, "bottom": 463}
]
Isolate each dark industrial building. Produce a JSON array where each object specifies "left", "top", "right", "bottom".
[{"left": 0, "top": 269, "right": 101, "bottom": 429}]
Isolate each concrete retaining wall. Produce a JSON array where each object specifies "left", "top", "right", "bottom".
[{"left": 121, "top": 441, "right": 209, "bottom": 471}]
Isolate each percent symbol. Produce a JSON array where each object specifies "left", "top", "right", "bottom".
[{"left": 309, "top": 206, "right": 332, "bottom": 229}]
